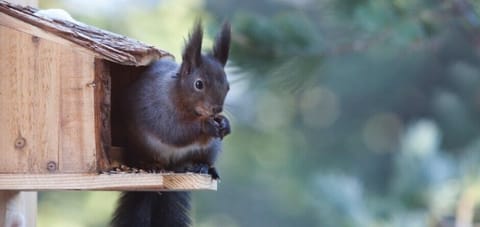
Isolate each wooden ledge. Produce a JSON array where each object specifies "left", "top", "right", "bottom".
[{"left": 0, "top": 173, "right": 217, "bottom": 191}]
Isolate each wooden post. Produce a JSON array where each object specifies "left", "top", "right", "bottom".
[
  {"left": 1, "top": 0, "right": 38, "bottom": 225},
  {"left": 0, "top": 191, "right": 37, "bottom": 227}
]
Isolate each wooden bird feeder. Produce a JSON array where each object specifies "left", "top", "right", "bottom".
[{"left": 0, "top": 1, "right": 217, "bottom": 191}]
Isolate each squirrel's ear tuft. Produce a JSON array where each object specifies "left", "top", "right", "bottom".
[
  {"left": 180, "top": 21, "right": 203, "bottom": 75},
  {"left": 212, "top": 22, "right": 231, "bottom": 67}
]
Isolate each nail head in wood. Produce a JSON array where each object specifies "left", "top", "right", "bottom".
[
  {"left": 14, "top": 137, "right": 26, "bottom": 149},
  {"left": 46, "top": 161, "right": 56, "bottom": 172}
]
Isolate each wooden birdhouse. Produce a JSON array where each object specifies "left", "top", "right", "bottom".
[{"left": 0, "top": 1, "right": 216, "bottom": 191}]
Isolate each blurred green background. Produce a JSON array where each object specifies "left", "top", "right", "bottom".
[{"left": 37, "top": 0, "right": 480, "bottom": 226}]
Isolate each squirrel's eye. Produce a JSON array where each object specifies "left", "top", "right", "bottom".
[{"left": 194, "top": 79, "right": 204, "bottom": 90}]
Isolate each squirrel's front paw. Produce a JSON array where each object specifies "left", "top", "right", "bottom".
[
  {"left": 203, "top": 118, "right": 221, "bottom": 137},
  {"left": 203, "top": 115, "right": 231, "bottom": 138},
  {"left": 213, "top": 115, "right": 231, "bottom": 139}
]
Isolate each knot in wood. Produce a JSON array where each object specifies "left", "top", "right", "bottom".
[
  {"left": 86, "top": 81, "right": 96, "bottom": 88},
  {"left": 31, "top": 35, "right": 40, "bottom": 44}
]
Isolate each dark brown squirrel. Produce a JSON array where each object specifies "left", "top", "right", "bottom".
[{"left": 111, "top": 22, "right": 231, "bottom": 227}]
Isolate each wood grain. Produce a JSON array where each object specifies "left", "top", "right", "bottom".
[
  {"left": 0, "top": 24, "right": 59, "bottom": 173},
  {"left": 58, "top": 50, "right": 97, "bottom": 172},
  {"left": 0, "top": 174, "right": 217, "bottom": 191},
  {"left": 94, "top": 59, "right": 112, "bottom": 171},
  {"left": 0, "top": 19, "right": 98, "bottom": 173}
]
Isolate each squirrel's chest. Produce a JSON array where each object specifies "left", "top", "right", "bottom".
[{"left": 143, "top": 131, "right": 212, "bottom": 162}]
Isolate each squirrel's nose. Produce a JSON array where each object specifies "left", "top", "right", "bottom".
[{"left": 212, "top": 106, "right": 223, "bottom": 114}]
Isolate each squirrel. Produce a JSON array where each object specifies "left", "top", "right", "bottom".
[{"left": 110, "top": 22, "right": 231, "bottom": 227}]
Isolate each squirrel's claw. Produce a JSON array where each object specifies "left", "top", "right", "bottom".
[
  {"left": 208, "top": 167, "right": 220, "bottom": 180},
  {"left": 184, "top": 164, "right": 209, "bottom": 174}
]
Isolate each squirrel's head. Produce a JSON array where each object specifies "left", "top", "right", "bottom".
[{"left": 176, "top": 22, "right": 231, "bottom": 118}]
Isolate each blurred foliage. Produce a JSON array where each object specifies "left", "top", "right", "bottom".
[{"left": 37, "top": 0, "right": 480, "bottom": 226}]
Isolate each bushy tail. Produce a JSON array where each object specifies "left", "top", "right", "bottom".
[{"left": 111, "top": 191, "right": 191, "bottom": 227}]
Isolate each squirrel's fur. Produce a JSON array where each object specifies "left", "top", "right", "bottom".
[{"left": 111, "top": 22, "right": 231, "bottom": 227}]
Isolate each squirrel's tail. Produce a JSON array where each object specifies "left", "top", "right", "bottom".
[{"left": 111, "top": 191, "right": 191, "bottom": 227}]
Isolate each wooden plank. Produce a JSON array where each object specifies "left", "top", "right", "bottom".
[
  {"left": 0, "top": 191, "right": 37, "bottom": 227},
  {"left": 163, "top": 174, "right": 219, "bottom": 191},
  {"left": 27, "top": 25, "right": 61, "bottom": 173},
  {"left": 94, "top": 59, "right": 112, "bottom": 171},
  {"left": 0, "top": 24, "right": 60, "bottom": 173},
  {"left": 58, "top": 51, "right": 97, "bottom": 173},
  {"left": 0, "top": 174, "right": 217, "bottom": 191},
  {"left": 0, "top": 25, "right": 28, "bottom": 173}
]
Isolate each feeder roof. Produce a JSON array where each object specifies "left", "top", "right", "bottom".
[{"left": 0, "top": 0, "right": 172, "bottom": 66}]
